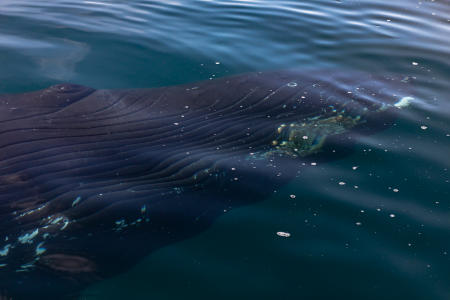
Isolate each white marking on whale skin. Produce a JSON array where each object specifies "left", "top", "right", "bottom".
[
  {"left": 35, "top": 242, "right": 46, "bottom": 256},
  {"left": 114, "top": 219, "right": 127, "bottom": 232},
  {"left": 60, "top": 219, "right": 70, "bottom": 230},
  {"left": 72, "top": 196, "right": 82, "bottom": 207},
  {"left": 0, "top": 244, "right": 11, "bottom": 256},
  {"left": 16, "top": 261, "right": 37, "bottom": 272},
  {"left": 46, "top": 215, "right": 71, "bottom": 230},
  {"left": 18, "top": 229, "right": 39, "bottom": 244},
  {"left": 50, "top": 216, "right": 64, "bottom": 224},
  {"left": 394, "top": 96, "right": 415, "bottom": 108},
  {"left": 16, "top": 203, "right": 48, "bottom": 219}
]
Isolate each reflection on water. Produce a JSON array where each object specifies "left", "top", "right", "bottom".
[{"left": 0, "top": 0, "right": 448, "bottom": 299}]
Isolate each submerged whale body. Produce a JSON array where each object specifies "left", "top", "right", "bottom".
[{"left": 0, "top": 70, "right": 413, "bottom": 299}]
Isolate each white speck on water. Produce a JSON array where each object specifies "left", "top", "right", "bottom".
[
  {"left": 173, "top": 122, "right": 179, "bottom": 126},
  {"left": 393, "top": 188, "right": 399, "bottom": 192},
  {"left": 352, "top": 166, "right": 358, "bottom": 170},
  {"left": 287, "top": 82, "right": 298, "bottom": 87},
  {"left": 354, "top": 185, "right": 359, "bottom": 189},
  {"left": 389, "top": 214, "right": 396, "bottom": 218},
  {"left": 302, "top": 135, "right": 308, "bottom": 140},
  {"left": 338, "top": 181, "right": 346, "bottom": 186},
  {"left": 84, "top": 1, "right": 113, "bottom": 6},
  {"left": 355, "top": 222, "right": 362, "bottom": 226},
  {"left": 290, "top": 194, "right": 296, "bottom": 199},
  {"left": 420, "top": 125, "right": 428, "bottom": 130},
  {"left": 412, "top": 61, "right": 419, "bottom": 65},
  {"left": 215, "top": 61, "right": 220, "bottom": 64},
  {"left": 277, "top": 231, "right": 291, "bottom": 237},
  {"left": 311, "top": 162, "right": 317, "bottom": 166}
]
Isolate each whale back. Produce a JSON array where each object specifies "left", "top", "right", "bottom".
[{"left": 0, "top": 70, "right": 413, "bottom": 298}]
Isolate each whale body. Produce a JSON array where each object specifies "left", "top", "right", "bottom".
[{"left": 0, "top": 70, "right": 412, "bottom": 299}]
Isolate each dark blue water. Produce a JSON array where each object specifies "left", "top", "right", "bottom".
[{"left": 0, "top": 0, "right": 449, "bottom": 299}]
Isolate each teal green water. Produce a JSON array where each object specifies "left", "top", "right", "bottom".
[{"left": 0, "top": 0, "right": 449, "bottom": 299}]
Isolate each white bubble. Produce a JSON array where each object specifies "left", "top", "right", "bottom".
[
  {"left": 420, "top": 125, "right": 428, "bottom": 130},
  {"left": 338, "top": 181, "right": 346, "bottom": 185},
  {"left": 277, "top": 231, "right": 291, "bottom": 237}
]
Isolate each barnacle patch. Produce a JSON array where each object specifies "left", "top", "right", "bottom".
[{"left": 270, "top": 114, "right": 362, "bottom": 157}]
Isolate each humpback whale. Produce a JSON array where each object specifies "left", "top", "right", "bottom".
[{"left": 0, "top": 70, "right": 413, "bottom": 299}]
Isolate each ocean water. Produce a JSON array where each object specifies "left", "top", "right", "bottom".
[{"left": 0, "top": 0, "right": 449, "bottom": 299}]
